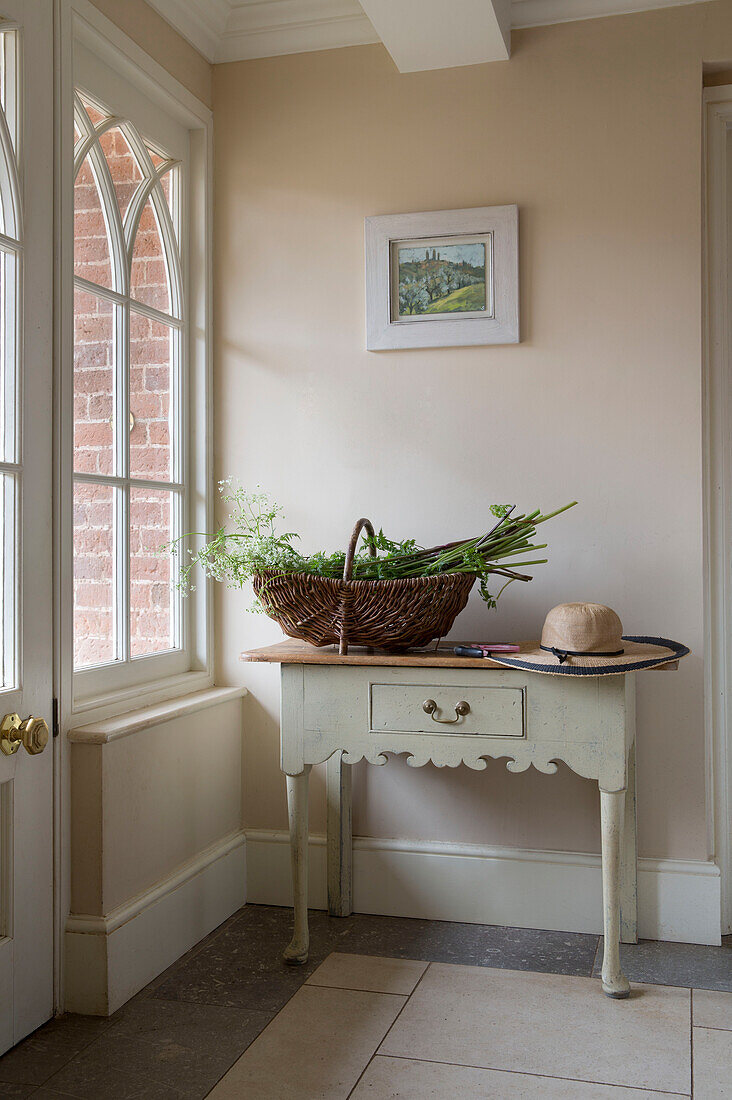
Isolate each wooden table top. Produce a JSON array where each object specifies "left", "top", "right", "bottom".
[{"left": 240, "top": 638, "right": 678, "bottom": 671}]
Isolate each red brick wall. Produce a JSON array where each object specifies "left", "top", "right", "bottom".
[
  {"left": 73, "top": 125, "right": 176, "bottom": 668},
  {"left": 74, "top": 157, "right": 112, "bottom": 288},
  {"left": 73, "top": 481, "right": 115, "bottom": 667},
  {"left": 130, "top": 487, "right": 172, "bottom": 658}
]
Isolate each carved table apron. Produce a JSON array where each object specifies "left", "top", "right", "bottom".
[{"left": 242, "top": 642, "right": 646, "bottom": 999}]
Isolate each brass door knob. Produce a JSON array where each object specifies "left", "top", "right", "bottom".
[
  {"left": 0, "top": 713, "right": 49, "bottom": 756},
  {"left": 0, "top": 713, "right": 21, "bottom": 755},
  {"left": 20, "top": 716, "right": 49, "bottom": 754}
]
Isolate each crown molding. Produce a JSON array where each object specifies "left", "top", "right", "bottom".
[
  {"left": 511, "top": 0, "right": 709, "bottom": 30},
  {"left": 146, "top": 0, "right": 232, "bottom": 62},
  {"left": 147, "top": 0, "right": 710, "bottom": 66},
  {"left": 220, "top": 0, "right": 378, "bottom": 63},
  {"left": 147, "top": 0, "right": 378, "bottom": 63}
]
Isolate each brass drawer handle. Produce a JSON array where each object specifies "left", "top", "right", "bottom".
[{"left": 422, "top": 699, "right": 470, "bottom": 725}]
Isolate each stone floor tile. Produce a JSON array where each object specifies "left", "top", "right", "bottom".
[
  {"left": 24, "top": 1093, "right": 78, "bottom": 1099},
  {"left": 40, "top": 1055, "right": 185, "bottom": 1100},
  {"left": 351, "top": 1055, "right": 688, "bottom": 1098},
  {"left": 692, "top": 1025, "right": 732, "bottom": 1098},
  {"left": 693, "top": 988, "right": 732, "bottom": 1030},
  {"left": 29, "top": 1093, "right": 74, "bottom": 1099},
  {"left": 3, "top": 907, "right": 728, "bottom": 1100},
  {"left": 44, "top": 999, "right": 268, "bottom": 1100},
  {"left": 208, "top": 984, "right": 406, "bottom": 1100},
  {"left": 22, "top": 1093, "right": 71, "bottom": 1099},
  {"left": 140, "top": 911, "right": 245, "bottom": 996},
  {"left": 381, "top": 963, "right": 691, "bottom": 1094},
  {"left": 311, "top": 904, "right": 597, "bottom": 976},
  {"left": 149, "top": 912, "right": 332, "bottom": 1012},
  {"left": 469, "top": 923, "right": 600, "bottom": 976},
  {"left": 151, "top": 905, "right": 599, "bottom": 1012},
  {"left": 306, "top": 953, "right": 428, "bottom": 995},
  {"left": 0, "top": 1015, "right": 112, "bottom": 1087},
  {"left": 592, "top": 937, "right": 732, "bottom": 991}
]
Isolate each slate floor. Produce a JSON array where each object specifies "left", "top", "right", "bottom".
[{"left": 0, "top": 904, "right": 729, "bottom": 1098}]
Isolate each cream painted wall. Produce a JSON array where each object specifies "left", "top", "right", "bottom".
[
  {"left": 214, "top": 1, "right": 732, "bottom": 863},
  {"left": 87, "top": 0, "right": 212, "bottom": 106}
]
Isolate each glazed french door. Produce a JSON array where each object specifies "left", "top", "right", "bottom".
[{"left": 0, "top": 0, "right": 54, "bottom": 1054}]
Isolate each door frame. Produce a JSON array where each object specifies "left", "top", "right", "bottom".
[
  {"left": 53, "top": 0, "right": 213, "bottom": 1010},
  {"left": 703, "top": 85, "right": 732, "bottom": 937}
]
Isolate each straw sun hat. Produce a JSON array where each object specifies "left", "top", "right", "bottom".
[{"left": 488, "top": 603, "right": 689, "bottom": 676}]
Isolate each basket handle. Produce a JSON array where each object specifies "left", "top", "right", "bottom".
[
  {"left": 342, "top": 518, "right": 376, "bottom": 581},
  {"left": 339, "top": 518, "right": 376, "bottom": 655}
]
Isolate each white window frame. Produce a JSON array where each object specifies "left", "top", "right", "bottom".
[
  {"left": 57, "top": 1, "right": 213, "bottom": 719},
  {"left": 703, "top": 85, "right": 732, "bottom": 937}
]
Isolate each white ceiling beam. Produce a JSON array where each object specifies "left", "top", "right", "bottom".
[{"left": 357, "top": 0, "right": 511, "bottom": 73}]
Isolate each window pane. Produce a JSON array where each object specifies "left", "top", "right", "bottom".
[
  {"left": 99, "top": 126, "right": 142, "bottom": 225},
  {"left": 159, "top": 169, "right": 172, "bottom": 216},
  {"left": 74, "top": 481, "right": 117, "bottom": 668},
  {"left": 0, "top": 472, "right": 17, "bottom": 689},
  {"left": 0, "top": 251, "right": 4, "bottom": 460},
  {"left": 74, "top": 156, "right": 113, "bottom": 289},
  {"left": 130, "top": 310, "right": 173, "bottom": 481},
  {"left": 0, "top": 31, "right": 19, "bottom": 155},
  {"left": 0, "top": 32, "right": 10, "bottom": 114},
  {"left": 79, "top": 95, "right": 108, "bottom": 128},
  {"left": 0, "top": 249, "right": 18, "bottom": 464},
  {"left": 0, "top": 34, "right": 19, "bottom": 240},
  {"left": 130, "top": 193, "right": 171, "bottom": 313},
  {"left": 130, "top": 487, "right": 175, "bottom": 657},
  {"left": 0, "top": 136, "right": 16, "bottom": 239},
  {"left": 74, "top": 288, "right": 115, "bottom": 475}
]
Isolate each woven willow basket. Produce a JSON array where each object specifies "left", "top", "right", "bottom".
[{"left": 252, "top": 518, "right": 476, "bottom": 655}]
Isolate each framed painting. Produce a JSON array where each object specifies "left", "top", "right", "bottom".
[{"left": 365, "top": 205, "right": 518, "bottom": 350}]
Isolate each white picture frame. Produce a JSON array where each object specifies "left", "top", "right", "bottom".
[{"left": 365, "top": 205, "right": 519, "bottom": 350}]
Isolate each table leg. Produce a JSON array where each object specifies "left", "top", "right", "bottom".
[
  {"left": 327, "top": 751, "right": 352, "bottom": 917},
  {"left": 283, "top": 765, "right": 311, "bottom": 966},
  {"left": 600, "top": 787, "right": 631, "bottom": 998},
  {"left": 620, "top": 743, "right": 638, "bottom": 944}
]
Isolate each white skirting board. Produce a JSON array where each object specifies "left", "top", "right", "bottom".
[
  {"left": 245, "top": 830, "right": 722, "bottom": 946},
  {"left": 64, "top": 831, "right": 247, "bottom": 1015}
]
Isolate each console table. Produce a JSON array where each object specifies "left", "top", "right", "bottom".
[{"left": 241, "top": 640, "right": 678, "bottom": 998}]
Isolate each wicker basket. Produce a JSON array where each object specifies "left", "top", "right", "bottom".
[{"left": 252, "top": 517, "right": 475, "bottom": 655}]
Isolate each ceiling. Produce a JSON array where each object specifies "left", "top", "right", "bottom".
[{"left": 146, "top": 0, "right": 709, "bottom": 69}]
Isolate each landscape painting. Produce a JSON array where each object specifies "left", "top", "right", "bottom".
[
  {"left": 366, "top": 207, "right": 517, "bottom": 348},
  {"left": 396, "top": 240, "right": 488, "bottom": 318}
]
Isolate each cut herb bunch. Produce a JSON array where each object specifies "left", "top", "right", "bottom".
[{"left": 172, "top": 482, "right": 577, "bottom": 610}]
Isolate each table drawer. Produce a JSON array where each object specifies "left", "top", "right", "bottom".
[{"left": 370, "top": 683, "right": 525, "bottom": 737}]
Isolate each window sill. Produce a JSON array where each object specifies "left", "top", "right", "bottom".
[
  {"left": 71, "top": 668, "right": 217, "bottom": 724},
  {"left": 68, "top": 685, "right": 247, "bottom": 744}
]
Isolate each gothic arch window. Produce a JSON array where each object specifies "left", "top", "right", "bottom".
[{"left": 72, "top": 89, "right": 185, "bottom": 670}]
